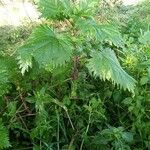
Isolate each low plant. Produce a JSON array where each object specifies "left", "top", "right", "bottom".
[{"left": 0, "top": 0, "right": 150, "bottom": 149}]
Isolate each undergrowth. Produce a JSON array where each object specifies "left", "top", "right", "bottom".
[{"left": 0, "top": 0, "right": 150, "bottom": 150}]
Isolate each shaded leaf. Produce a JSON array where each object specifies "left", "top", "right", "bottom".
[{"left": 0, "top": 121, "right": 10, "bottom": 149}]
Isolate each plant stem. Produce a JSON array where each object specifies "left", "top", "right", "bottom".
[
  {"left": 56, "top": 107, "right": 60, "bottom": 150},
  {"left": 80, "top": 111, "right": 92, "bottom": 150}
]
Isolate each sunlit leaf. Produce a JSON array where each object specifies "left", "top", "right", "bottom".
[{"left": 87, "top": 49, "right": 136, "bottom": 92}]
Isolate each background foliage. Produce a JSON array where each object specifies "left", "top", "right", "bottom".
[{"left": 0, "top": 0, "right": 150, "bottom": 150}]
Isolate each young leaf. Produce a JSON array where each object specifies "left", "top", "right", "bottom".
[
  {"left": 87, "top": 49, "right": 136, "bottom": 92},
  {"left": 38, "top": 0, "right": 100, "bottom": 20},
  {"left": 38, "top": 0, "right": 73, "bottom": 20},
  {"left": 17, "top": 50, "right": 32, "bottom": 75},
  {"left": 38, "top": 0, "right": 63, "bottom": 20}
]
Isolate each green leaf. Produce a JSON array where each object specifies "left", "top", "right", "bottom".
[
  {"left": 139, "top": 30, "right": 150, "bottom": 45},
  {"left": 0, "top": 121, "right": 10, "bottom": 149},
  {"left": 99, "top": 25, "right": 124, "bottom": 47},
  {"left": 18, "top": 25, "right": 73, "bottom": 74},
  {"left": 140, "top": 76, "right": 149, "bottom": 85},
  {"left": 17, "top": 50, "right": 32, "bottom": 75},
  {"left": 0, "top": 59, "right": 10, "bottom": 96},
  {"left": 38, "top": 0, "right": 100, "bottom": 20},
  {"left": 122, "top": 132, "right": 133, "bottom": 143},
  {"left": 38, "top": 0, "right": 63, "bottom": 20},
  {"left": 38, "top": 0, "right": 72, "bottom": 20},
  {"left": 76, "top": 18, "right": 124, "bottom": 47},
  {"left": 87, "top": 49, "right": 136, "bottom": 92}
]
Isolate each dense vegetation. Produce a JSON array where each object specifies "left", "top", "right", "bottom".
[{"left": 0, "top": 0, "right": 150, "bottom": 149}]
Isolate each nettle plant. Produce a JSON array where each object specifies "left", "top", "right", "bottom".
[
  {"left": 0, "top": 0, "right": 139, "bottom": 149},
  {"left": 18, "top": 0, "right": 136, "bottom": 92}
]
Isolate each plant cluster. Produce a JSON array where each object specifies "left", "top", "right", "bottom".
[{"left": 0, "top": 0, "right": 150, "bottom": 150}]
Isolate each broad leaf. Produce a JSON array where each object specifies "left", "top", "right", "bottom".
[
  {"left": 38, "top": 0, "right": 72, "bottom": 20},
  {"left": 38, "top": 0, "right": 100, "bottom": 20},
  {"left": 38, "top": 0, "right": 62, "bottom": 19},
  {"left": 87, "top": 49, "right": 136, "bottom": 92},
  {"left": 75, "top": 18, "right": 124, "bottom": 47},
  {"left": 18, "top": 25, "right": 73, "bottom": 74}
]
